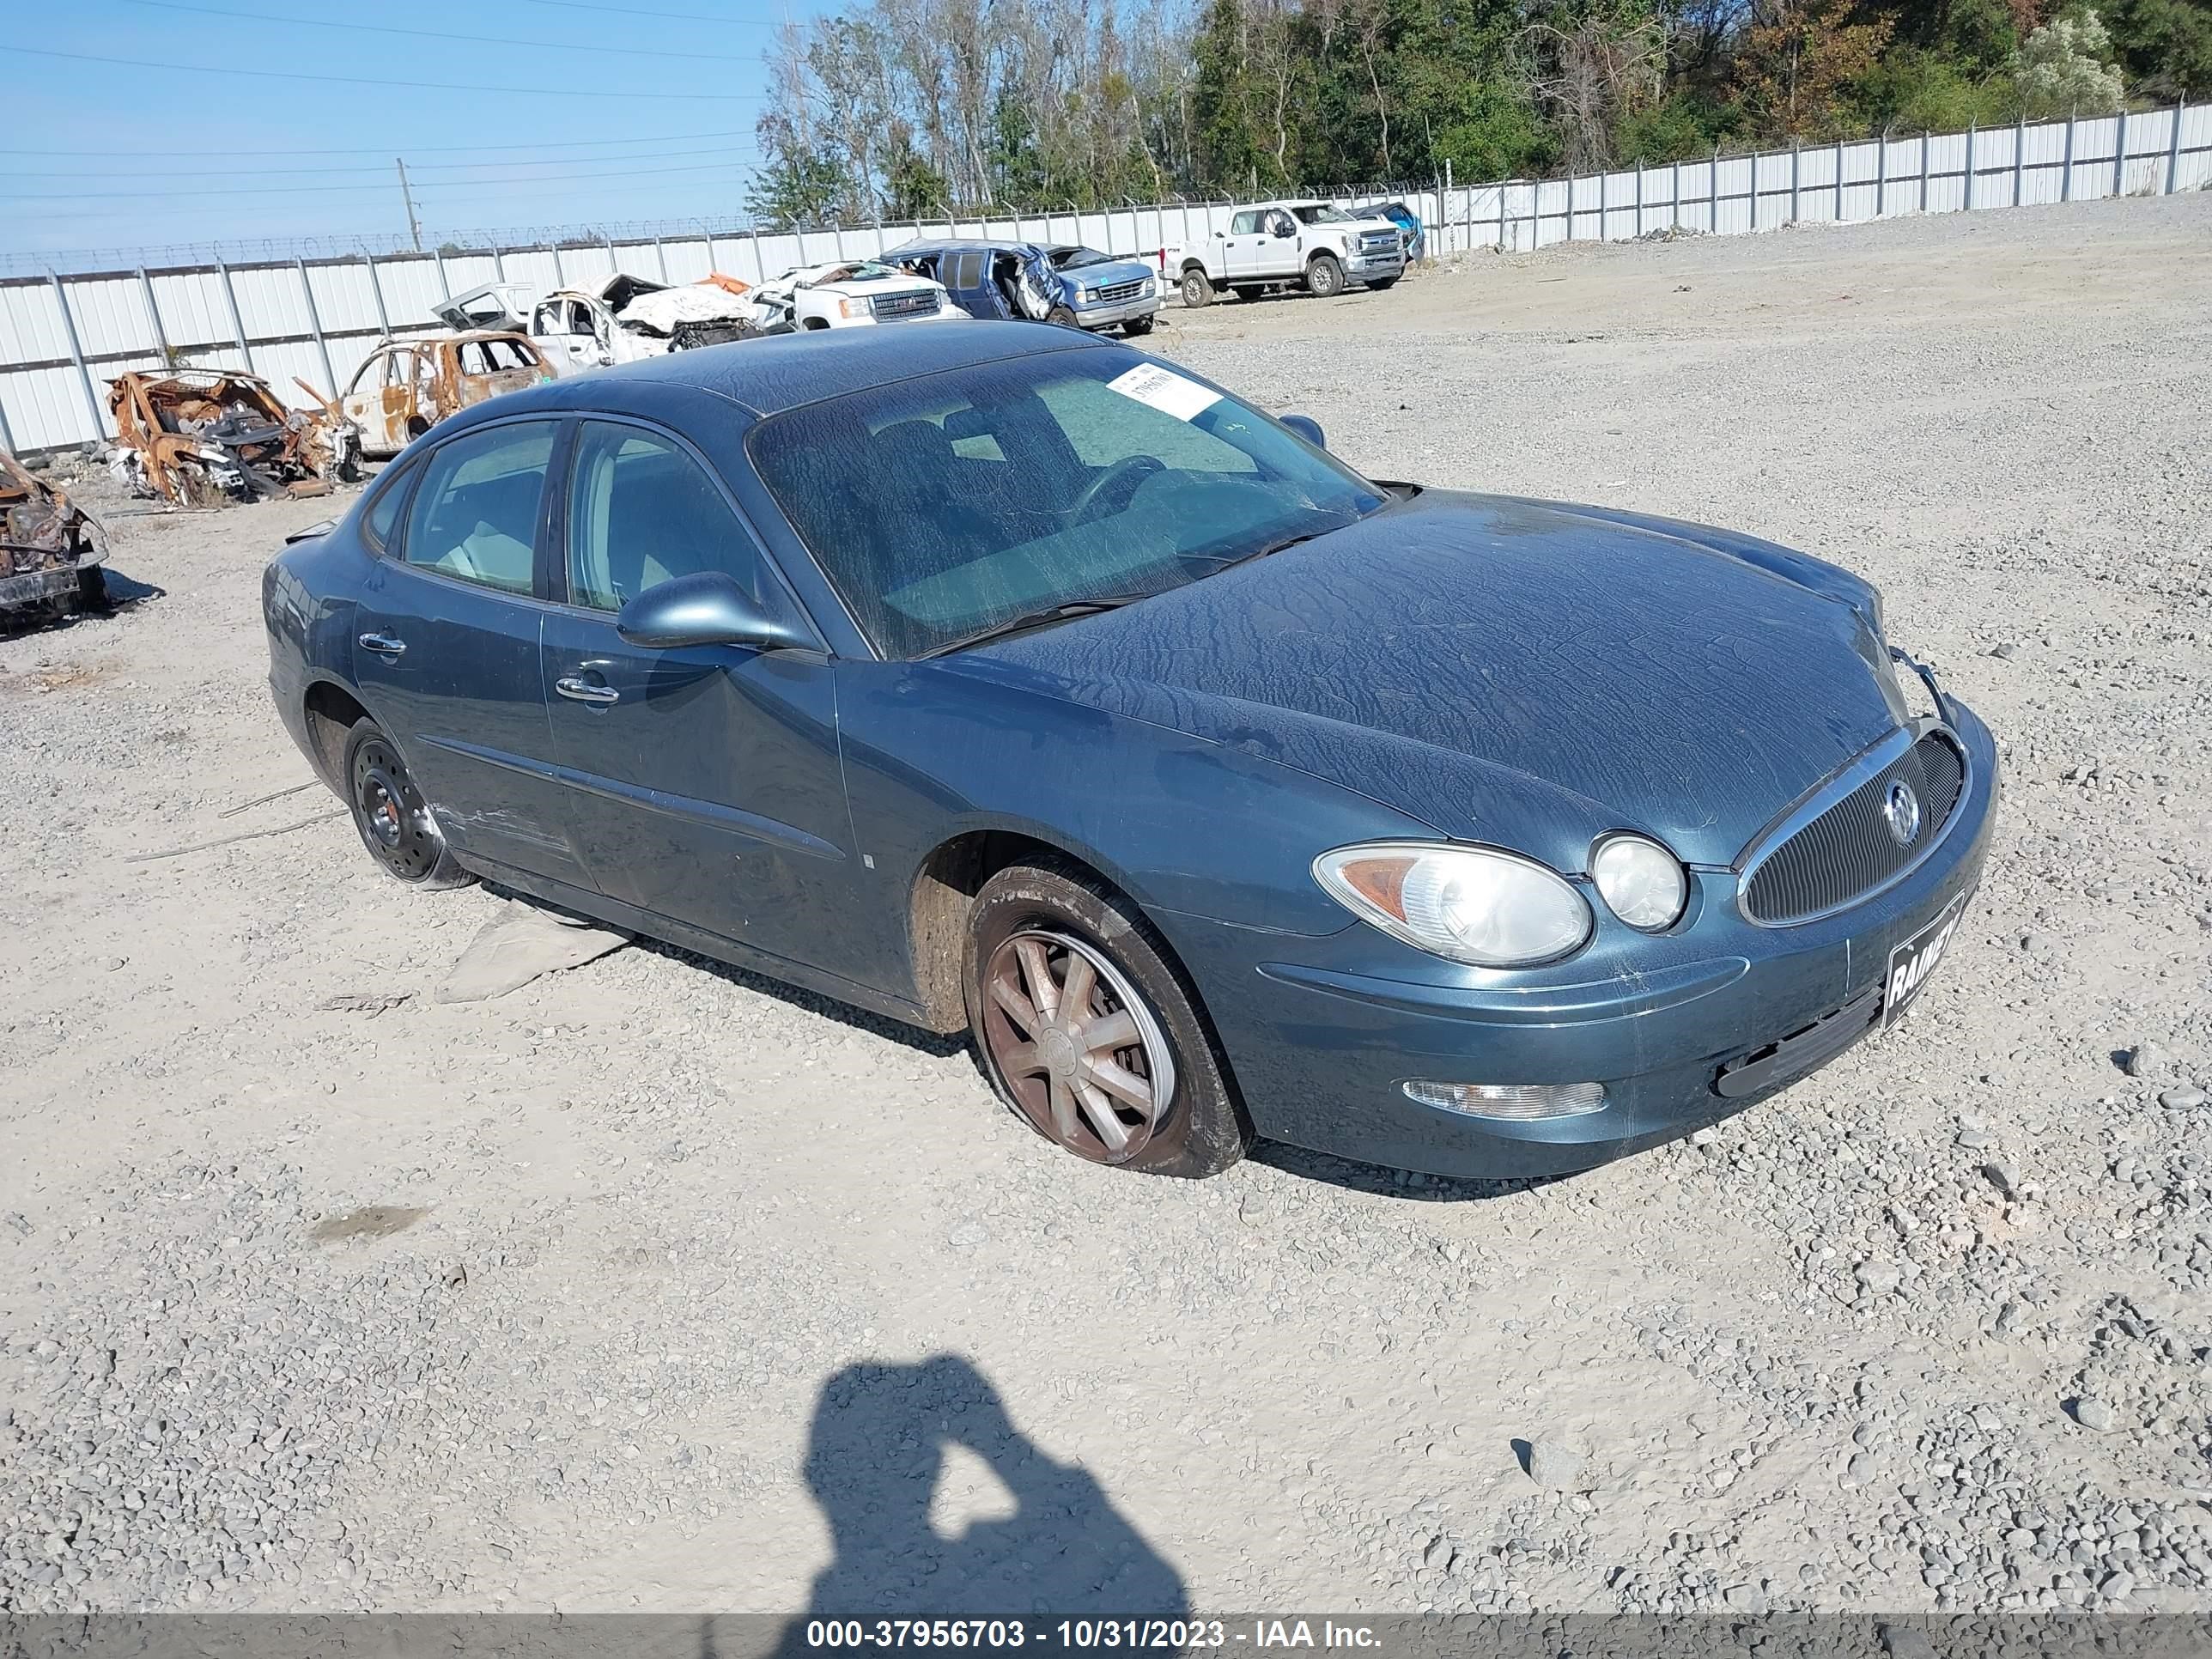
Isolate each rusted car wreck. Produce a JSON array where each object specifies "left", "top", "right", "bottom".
[
  {"left": 107, "top": 370, "right": 360, "bottom": 507},
  {"left": 337, "top": 331, "right": 552, "bottom": 458},
  {"left": 1, "top": 450, "right": 107, "bottom": 617}
]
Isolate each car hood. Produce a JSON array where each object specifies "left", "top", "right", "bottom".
[
  {"left": 1063, "top": 258, "right": 1157, "bottom": 290},
  {"left": 960, "top": 490, "right": 1901, "bottom": 870}
]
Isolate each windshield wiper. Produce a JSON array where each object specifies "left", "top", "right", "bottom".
[{"left": 921, "top": 593, "right": 1152, "bottom": 657}]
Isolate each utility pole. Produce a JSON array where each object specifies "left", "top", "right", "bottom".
[{"left": 396, "top": 156, "right": 422, "bottom": 252}]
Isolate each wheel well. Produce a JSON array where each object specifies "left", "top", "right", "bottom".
[
  {"left": 301, "top": 680, "right": 369, "bottom": 785},
  {"left": 1306, "top": 247, "right": 1340, "bottom": 264},
  {"left": 1179, "top": 258, "right": 1207, "bottom": 276}
]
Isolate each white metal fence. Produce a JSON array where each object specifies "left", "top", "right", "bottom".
[{"left": 2, "top": 103, "right": 2204, "bottom": 456}]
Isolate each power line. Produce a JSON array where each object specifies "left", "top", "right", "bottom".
[
  {"left": 115, "top": 0, "right": 768, "bottom": 63},
  {"left": 12, "top": 46, "right": 772, "bottom": 100},
  {"left": 0, "top": 160, "right": 757, "bottom": 204},
  {"left": 22, "top": 144, "right": 757, "bottom": 180},
  {"left": 0, "top": 129, "right": 757, "bottom": 159},
  {"left": 515, "top": 0, "right": 791, "bottom": 25}
]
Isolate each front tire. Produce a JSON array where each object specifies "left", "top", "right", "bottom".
[
  {"left": 1305, "top": 253, "right": 1345, "bottom": 298},
  {"left": 342, "top": 717, "right": 474, "bottom": 889},
  {"left": 1366, "top": 274, "right": 1400, "bottom": 291},
  {"left": 964, "top": 859, "right": 1250, "bottom": 1178},
  {"left": 1121, "top": 314, "right": 1155, "bottom": 337},
  {"left": 75, "top": 566, "right": 107, "bottom": 610},
  {"left": 1046, "top": 304, "right": 1079, "bottom": 328},
  {"left": 1179, "top": 268, "right": 1213, "bottom": 308}
]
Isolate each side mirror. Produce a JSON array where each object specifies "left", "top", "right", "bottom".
[
  {"left": 614, "top": 571, "right": 813, "bottom": 653},
  {"left": 1280, "top": 413, "right": 1327, "bottom": 451}
]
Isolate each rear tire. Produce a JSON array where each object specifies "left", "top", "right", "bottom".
[
  {"left": 1231, "top": 285, "right": 1266, "bottom": 303},
  {"left": 342, "top": 717, "right": 475, "bottom": 890},
  {"left": 1366, "top": 274, "right": 1401, "bottom": 291},
  {"left": 1179, "top": 268, "right": 1212, "bottom": 308},
  {"left": 964, "top": 858, "right": 1251, "bottom": 1178},
  {"left": 1305, "top": 253, "right": 1345, "bottom": 298}
]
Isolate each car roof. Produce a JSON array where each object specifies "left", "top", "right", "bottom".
[
  {"left": 884, "top": 238, "right": 1036, "bottom": 255},
  {"left": 512, "top": 319, "right": 1114, "bottom": 419}
]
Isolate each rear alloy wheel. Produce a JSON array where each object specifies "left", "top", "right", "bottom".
[
  {"left": 1305, "top": 253, "right": 1346, "bottom": 298},
  {"left": 342, "top": 717, "right": 474, "bottom": 889},
  {"left": 965, "top": 860, "right": 1250, "bottom": 1177},
  {"left": 1180, "top": 268, "right": 1213, "bottom": 308}
]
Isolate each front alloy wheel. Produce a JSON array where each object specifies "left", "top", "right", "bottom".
[
  {"left": 982, "top": 929, "right": 1176, "bottom": 1164},
  {"left": 963, "top": 859, "right": 1250, "bottom": 1177}
]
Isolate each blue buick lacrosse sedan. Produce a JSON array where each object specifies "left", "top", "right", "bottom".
[{"left": 264, "top": 323, "right": 1996, "bottom": 1180}]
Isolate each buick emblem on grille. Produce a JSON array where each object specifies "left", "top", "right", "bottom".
[{"left": 1883, "top": 779, "right": 1922, "bottom": 845}]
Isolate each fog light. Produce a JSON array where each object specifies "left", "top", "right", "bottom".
[{"left": 1401, "top": 1079, "right": 1607, "bottom": 1120}]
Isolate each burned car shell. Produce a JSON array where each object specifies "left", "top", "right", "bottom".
[
  {"left": 0, "top": 450, "right": 106, "bottom": 615},
  {"left": 106, "top": 370, "right": 358, "bottom": 507},
  {"left": 337, "top": 331, "right": 553, "bottom": 459}
]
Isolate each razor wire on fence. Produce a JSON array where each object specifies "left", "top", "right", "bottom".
[{"left": 1, "top": 102, "right": 2204, "bottom": 456}]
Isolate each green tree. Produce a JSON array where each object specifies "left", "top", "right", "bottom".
[{"left": 2014, "top": 4, "right": 2127, "bottom": 113}]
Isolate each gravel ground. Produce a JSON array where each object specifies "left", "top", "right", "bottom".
[{"left": 2, "top": 191, "right": 2208, "bottom": 1620}]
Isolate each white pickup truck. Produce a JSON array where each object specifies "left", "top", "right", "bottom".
[{"left": 1173, "top": 200, "right": 1407, "bottom": 307}]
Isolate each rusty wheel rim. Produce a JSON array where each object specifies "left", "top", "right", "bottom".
[{"left": 981, "top": 928, "right": 1176, "bottom": 1165}]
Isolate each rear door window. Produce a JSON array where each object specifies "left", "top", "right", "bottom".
[
  {"left": 400, "top": 420, "right": 557, "bottom": 596},
  {"left": 949, "top": 251, "right": 986, "bottom": 290}
]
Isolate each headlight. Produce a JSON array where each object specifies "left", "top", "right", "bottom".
[
  {"left": 1314, "top": 842, "right": 1591, "bottom": 967},
  {"left": 836, "top": 296, "right": 863, "bottom": 319},
  {"left": 1082, "top": 288, "right": 1098, "bottom": 302},
  {"left": 1139, "top": 276, "right": 1154, "bottom": 297},
  {"left": 1589, "top": 834, "right": 1687, "bottom": 931}
]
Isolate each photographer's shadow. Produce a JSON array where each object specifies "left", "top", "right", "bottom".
[{"left": 776, "top": 1355, "right": 1186, "bottom": 1638}]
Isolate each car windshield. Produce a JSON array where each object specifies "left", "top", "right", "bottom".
[
  {"left": 1050, "top": 246, "right": 1114, "bottom": 270},
  {"left": 1293, "top": 204, "right": 1352, "bottom": 224},
  {"left": 750, "top": 348, "right": 1388, "bottom": 659}
]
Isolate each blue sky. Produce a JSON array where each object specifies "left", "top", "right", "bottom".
[{"left": 4, "top": 0, "right": 829, "bottom": 262}]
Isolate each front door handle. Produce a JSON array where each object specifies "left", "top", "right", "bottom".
[
  {"left": 555, "top": 675, "right": 620, "bottom": 705},
  {"left": 358, "top": 632, "right": 406, "bottom": 656}
]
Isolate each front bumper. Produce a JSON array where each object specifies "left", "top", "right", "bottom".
[
  {"left": 1073, "top": 292, "right": 1163, "bottom": 329},
  {"left": 0, "top": 566, "right": 82, "bottom": 609},
  {"left": 1345, "top": 250, "right": 1407, "bottom": 283},
  {"left": 1161, "top": 696, "right": 2000, "bottom": 1179}
]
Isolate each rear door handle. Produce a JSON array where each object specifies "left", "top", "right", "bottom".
[
  {"left": 358, "top": 632, "right": 406, "bottom": 656},
  {"left": 555, "top": 676, "right": 620, "bottom": 705}
]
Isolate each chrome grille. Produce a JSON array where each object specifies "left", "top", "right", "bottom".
[
  {"left": 1360, "top": 231, "right": 1401, "bottom": 252},
  {"left": 1091, "top": 277, "right": 1146, "bottom": 303},
  {"left": 1741, "top": 732, "right": 1966, "bottom": 925},
  {"left": 870, "top": 289, "right": 939, "bottom": 319}
]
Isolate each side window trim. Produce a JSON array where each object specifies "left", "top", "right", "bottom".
[
  {"left": 547, "top": 412, "right": 823, "bottom": 648},
  {"left": 361, "top": 453, "right": 426, "bottom": 557}
]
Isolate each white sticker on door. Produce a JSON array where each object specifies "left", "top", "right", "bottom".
[{"left": 1106, "top": 363, "right": 1221, "bottom": 422}]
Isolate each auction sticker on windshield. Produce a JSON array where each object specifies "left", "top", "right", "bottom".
[
  {"left": 1108, "top": 363, "right": 1220, "bottom": 422},
  {"left": 1883, "top": 890, "right": 1968, "bottom": 1031}
]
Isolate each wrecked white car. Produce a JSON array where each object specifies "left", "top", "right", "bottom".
[
  {"left": 440, "top": 275, "right": 769, "bottom": 376},
  {"left": 746, "top": 261, "right": 962, "bottom": 331}
]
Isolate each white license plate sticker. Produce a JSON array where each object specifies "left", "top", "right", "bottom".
[
  {"left": 1106, "top": 363, "right": 1220, "bottom": 422},
  {"left": 1883, "top": 892, "right": 1968, "bottom": 1030}
]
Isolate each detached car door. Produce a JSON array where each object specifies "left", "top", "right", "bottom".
[
  {"left": 351, "top": 417, "right": 589, "bottom": 887},
  {"left": 539, "top": 417, "right": 856, "bottom": 975}
]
